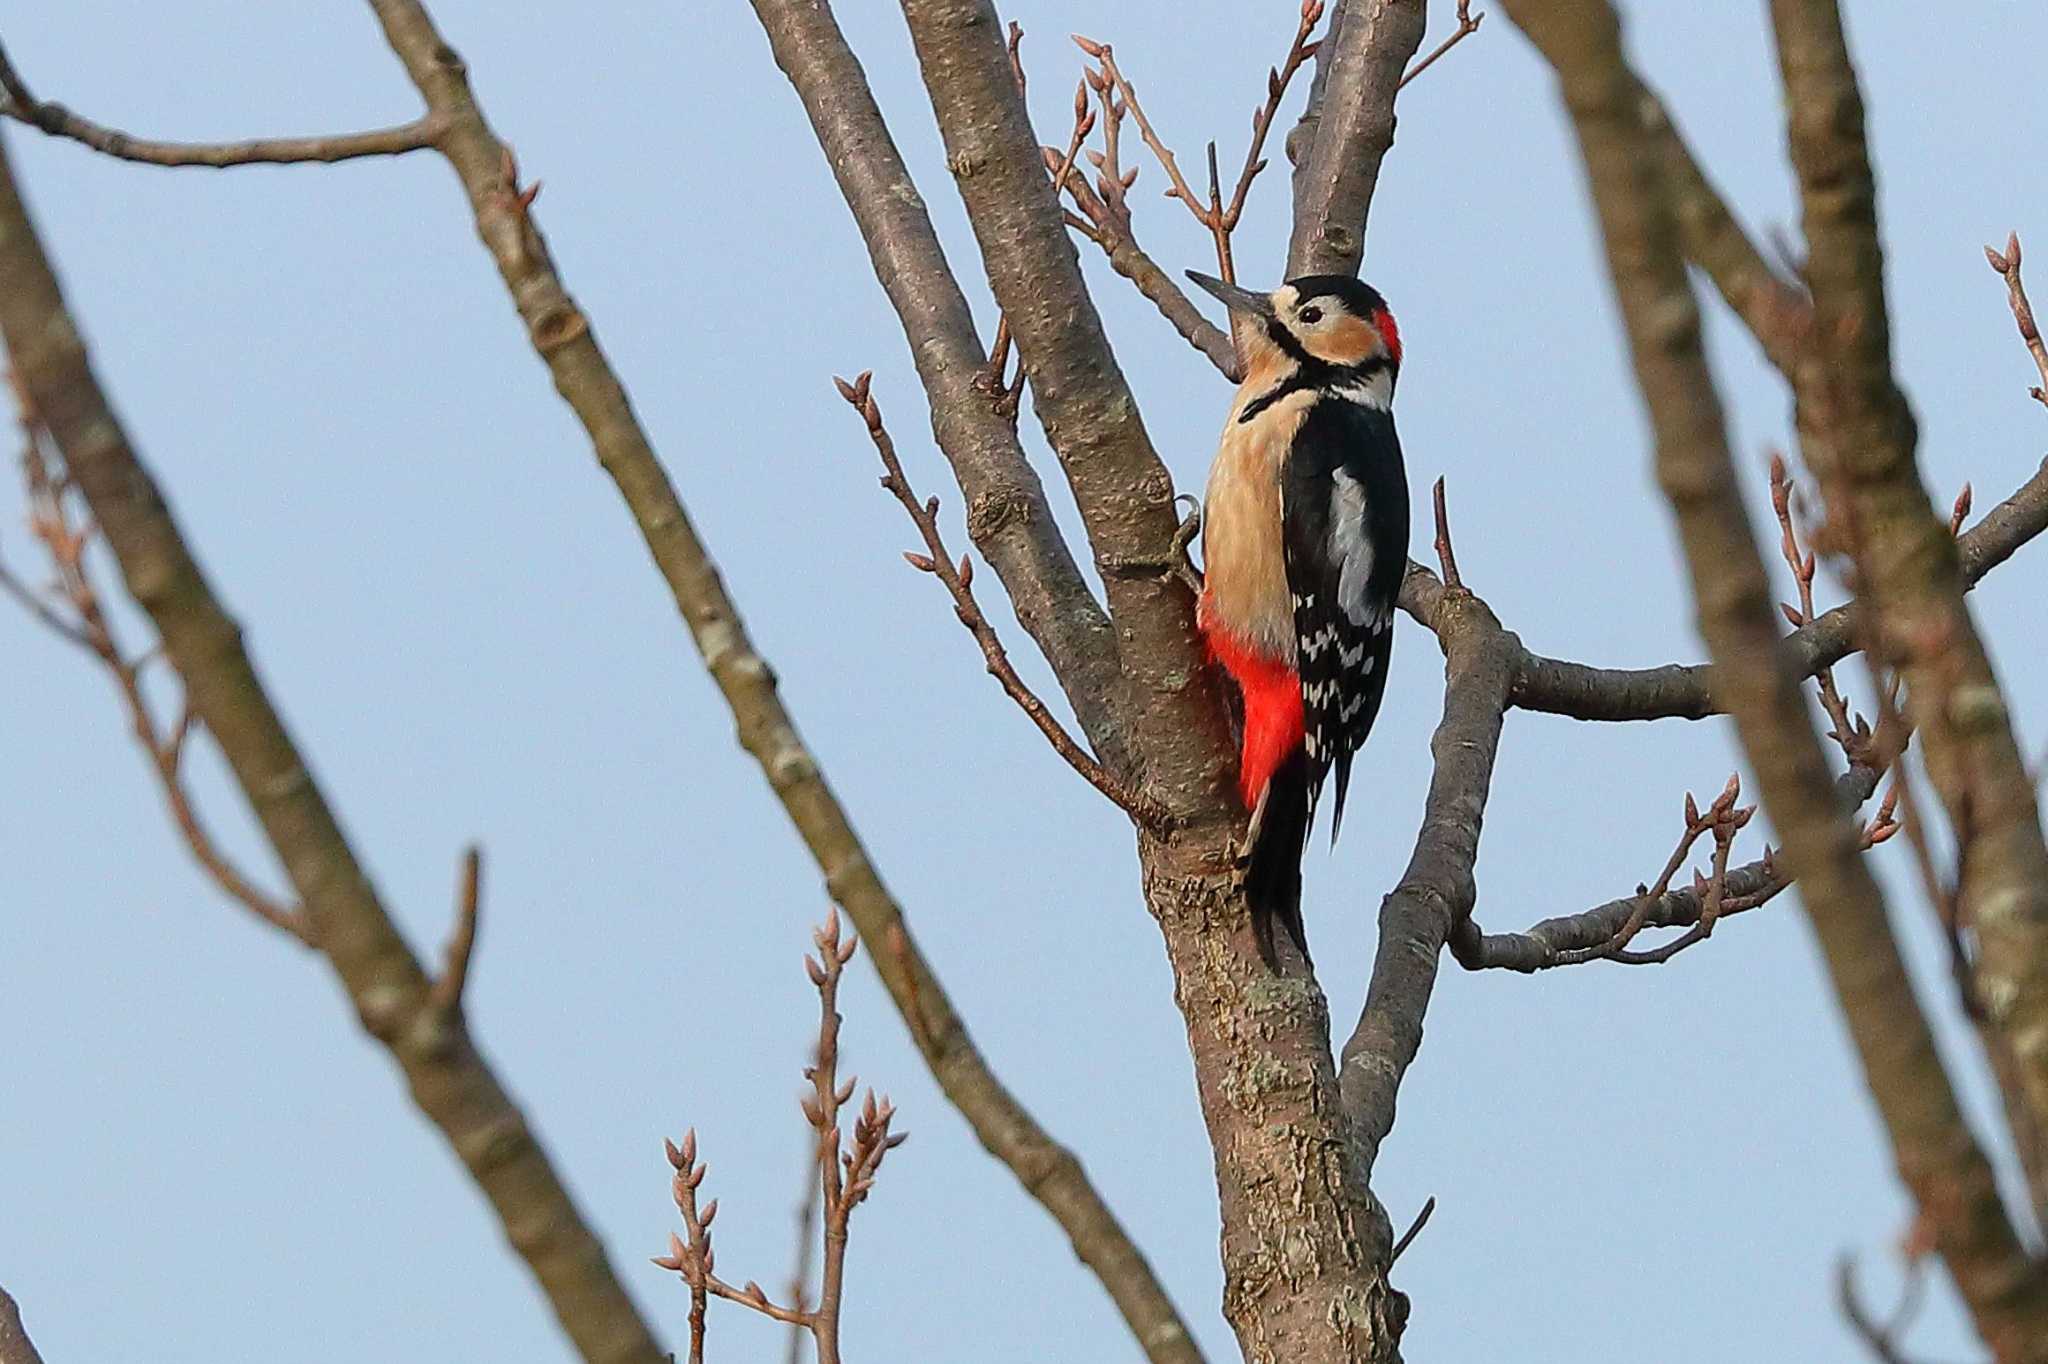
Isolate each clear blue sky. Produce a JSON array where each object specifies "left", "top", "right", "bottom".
[{"left": 4, "top": 2, "right": 2044, "bottom": 1360}]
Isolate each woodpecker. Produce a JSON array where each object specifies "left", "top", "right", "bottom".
[{"left": 1187, "top": 271, "right": 1410, "bottom": 966}]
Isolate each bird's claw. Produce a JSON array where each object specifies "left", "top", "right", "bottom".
[
  {"left": 1170, "top": 495, "right": 1204, "bottom": 596},
  {"left": 1098, "top": 495, "right": 1205, "bottom": 596}
]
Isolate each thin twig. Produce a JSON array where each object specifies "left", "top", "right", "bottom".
[
  {"left": 656, "top": 912, "right": 905, "bottom": 1364},
  {"left": 781, "top": 1144, "right": 821, "bottom": 1364},
  {"left": 1389, "top": 1196, "right": 1437, "bottom": 1265},
  {"left": 1836, "top": 1255, "right": 1948, "bottom": 1364},
  {"left": 1074, "top": 4, "right": 1325, "bottom": 292},
  {"left": 979, "top": 46, "right": 1097, "bottom": 415},
  {"left": 1985, "top": 232, "right": 2048, "bottom": 412},
  {"left": 1551, "top": 775, "right": 1749, "bottom": 966},
  {"left": 430, "top": 845, "right": 483, "bottom": 1015},
  {"left": 7, "top": 399, "right": 309, "bottom": 942},
  {"left": 0, "top": 39, "right": 443, "bottom": 169},
  {"left": 835, "top": 372, "right": 1172, "bottom": 833},
  {"left": 1771, "top": 451, "right": 1867, "bottom": 763},
  {"left": 1431, "top": 476, "right": 1462, "bottom": 590},
  {"left": 1397, "top": 1, "right": 1484, "bottom": 90}
]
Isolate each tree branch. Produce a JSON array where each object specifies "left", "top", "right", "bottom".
[
  {"left": 1505, "top": 455, "right": 2048, "bottom": 721},
  {"left": 1453, "top": 764, "right": 1887, "bottom": 971},
  {"left": 4, "top": 412, "right": 313, "bottom": 941},
  {"left": 1771, "top": 0, "right": 2048, "bottom": 1209},
  {"left": 836, "top": 372, "right": 1171, "bottom": 832},
  {"left": 0, "top": 1287, "right": 46, "bottom": 1364},
  {"left": 0, "top": 39, "right": 443, "bottom": 169},
  {"left": 1343, "top": 553, "right": 1516, "bottom": 1175},
  {"left": 1501, "top": 2, "right": 2048, "bottom": 1355},
  {"left": 897, "top": 0, "right": 1226, "bottom": 818},
  {"left": 1396, "top": 2, "right": 1483, "bottom": 92},
  {"left": 744, "top": 0, "right": 1130, "bottom": 770},
  {"left": 1053, "top": 147, "right": 1237, "bottom": 380},
  {"left": 1285, "top": 0, "right": 1427, "bottom": 278},
  {"left": 429, "top": 844, "right": 482, "bottom": 1016},
  {"left": 1985, "top": 233, "right": 2048, "bottom": 412},
  {"left": 356, "top": 4, "right": 1201, "bottom": 1358},
  {"left": 0, "top": 135, "right": 664, "bottom": 1364},
  {"left": 656, "top": 914, "right": 907, "bottom": 1364}
]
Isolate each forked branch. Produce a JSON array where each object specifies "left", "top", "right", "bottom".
[
  {"left": 836, "top": 373, "right": 1170, "bottom": 834},
  {"left": 5, "top": 391, "right": 310, "bottom": 943},
  {"left": 656, "top": 912, "right": 907, "bottom": 1364}
]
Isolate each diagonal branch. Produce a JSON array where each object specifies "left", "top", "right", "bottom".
[
  {"left": 1501, "top": 2, "right": 2048, "bottom": 1356},
  {"left": 0, "top": 39, "right": 443, "bottom": 169},
  {"left": 1052, "top": 145, "right": 1237, "bottom": 380},
  {"left": 1396, "top": 1, "right": 1484, "bottom": 91},
  {"left": 744, "top": 0, "right": 1131, "bottom": 772},
  {"left": 896, "top": 0, "right": 1226, "bottom": 818},
  {"left": 0, "top": 135, "right": 664, "bottom": 1364},
  {"left": 836, "top": 373, "right": 1171, "bottom": 832},
  {"left": 355, "top": 6, "right": 1201, "bottom": 1356},
  {"left": 8, "top": 393, "right": 310, "bottom": 942},
  {"left": 1772, "top": 0, "right": 2048, "bottom": 1201}
]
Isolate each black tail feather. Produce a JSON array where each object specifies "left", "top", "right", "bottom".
[{"left": 1246, "top": 748, "right": 1314, "bottom": 969}]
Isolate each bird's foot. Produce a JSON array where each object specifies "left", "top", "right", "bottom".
[{"left": 1099, "top": 495, "right": 1204, "bottom": 596}]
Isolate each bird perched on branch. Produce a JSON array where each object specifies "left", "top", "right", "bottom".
[{"left": 1186, "top": 271, "right": 1410, "bottom": 967}]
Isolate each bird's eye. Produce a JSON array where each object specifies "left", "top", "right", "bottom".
[{"left": 1299, "top": 305, "right": 1324, "bottom": 325}]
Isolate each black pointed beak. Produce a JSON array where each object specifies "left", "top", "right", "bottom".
[{"left": 1185, "top": 270, "right": 1275, "bottom": 319}]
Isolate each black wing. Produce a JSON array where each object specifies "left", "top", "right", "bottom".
[{"left": 1280, "top": 396, "right": 1409, "bottom": 838}]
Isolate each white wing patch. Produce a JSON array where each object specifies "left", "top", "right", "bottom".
[
  {"left": 1331, "top": 369, "right": 1394, "bottom": 411},
  {"left": 1328, "top": 470, "right": 1377, "bottom": 627}
]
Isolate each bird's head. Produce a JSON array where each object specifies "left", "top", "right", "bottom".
[{"left": 1187, "top": 272, "right": 1401, "bottom": 401}]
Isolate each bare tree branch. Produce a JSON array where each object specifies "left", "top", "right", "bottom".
[
  {"left": 1396, "top": 2, "right": 1483, "bottom": 91},
  {"left": 354, "top": 3, "right": 1202, "bottom": 1357},
  {"left": 1501, "top": 2, "right": 2048, "bottom": 1355},
  {"left": 0, "top": 39, "right": 442, "bottom": 169},
  {"left": 0, "top": 1287, "right": 46, "bottom": 1364},
  {"left": 1072, "top": 3, "right": 1324, "bottom": 303},
  {"left": 1343, "top": 552, "right": 1514, "bottom": 1175},
  {"left": 1985, "top": 233, "right": 2048, "bottom": 412},
  {"left": 745, "top": 0, "right": 1131, "bottom": 769},
  {"left": 429, "top": 844, "right": 482, "bottom": 1016},
  {"left": 656, "top": 914, "right": 908, "bottom": 1364},
  {"left": 836, "top": 372, "right": 1171, "bottom": 832},
  {"left": 0, "top": 135, "right": 664, "bottom": 1364},
  {"left": 1771, "top": 0, "right": 2048, "bottom": 1206},
  {"left": 1454, "top": 764, "right": 1889, "bottom": 972},
  {"left": 1052, "top": 144, "right": 1237, "bottom": 380},
  {"left": 1506, "top": 456, "right": 2048, "bottom": 721},
  {"left": 898, "top": 0, "right": 1225, "bottom": 817},
  {"left": 4, "top": 411, "right": 313, "bottom": 942},
  {"left": 1286, "top": 0, "right": 1427, "bottom": 277}
]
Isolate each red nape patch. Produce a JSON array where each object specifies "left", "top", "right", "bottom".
[
  {"left": 1200, "top": 606, "right": 1306, "bottom": 809},
  {"left": 1373, "top": 306, "right": 1402, "bottom": 366}
]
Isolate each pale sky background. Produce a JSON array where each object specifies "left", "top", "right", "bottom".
[{"left": 4, "top": 2, "right": 2045, "bottom": 1361}]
